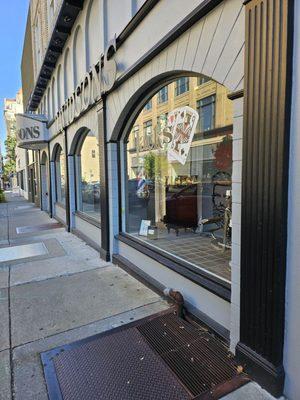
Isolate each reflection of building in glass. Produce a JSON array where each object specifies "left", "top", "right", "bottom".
[
  {"left": 126, "top": 77, "right": 233, "bottom": 280},
  {"left": 76, "top": 133, "right": 101, "bottom": 220}
]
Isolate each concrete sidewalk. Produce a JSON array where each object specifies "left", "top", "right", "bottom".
[
  {"left": 0, "top": 193, "right": 168, "bottom": 399},
  {"left": 0, "top": 193, "right": 278, "bottom": 400}
]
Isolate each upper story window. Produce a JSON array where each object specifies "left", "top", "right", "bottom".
[
  {"left": 175, "top": 77, "right": 189, "bottom": 96},
  {"left": 157, "top": 86, "right": 168, "bottom": 104},
  {"left": 144, "top": 100, "right": 152, "bottom": 111},
  {"left": 131, "top": 125, "right": 139, "bottom": 150},
  {"left": 35, "top": 17, "right": 42, "bottom": 69},
  {"left": 197, "top": 76, "right": 210, "bottom": 85},
  {"left": 197, "top": 95, "right": 216, "bottom": 132},
  {"left": 143, "top": 120, "right": 153, "bottom": 148}
]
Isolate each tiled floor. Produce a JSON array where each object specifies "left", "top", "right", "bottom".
[{"left": 135, "top": 231, "right": 231, "bottom": 281}]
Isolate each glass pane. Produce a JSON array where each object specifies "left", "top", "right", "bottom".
[
  {"left": 125, "top": 76, "right": 233, "bottom": 282},
  {"left": 77, "top": 132, "right": 100, "bottom": 220},
  {"left": 56, "top": 147, "right": 65, "bottom": 204}
]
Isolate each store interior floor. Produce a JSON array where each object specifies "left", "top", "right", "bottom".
[{"left": 134, "top": 229, "right": 231, "bottom": 281}]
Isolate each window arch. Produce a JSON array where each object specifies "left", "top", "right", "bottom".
[
  {"left": 54, "top": 145, "right": 66, "bottom": 205},
  {"left": 74, "top": 129, "right": 100, "bottom": 220},
  {"left": 123, "top": 74, "right": 233, "bottom": 281},
  {"left": 47, "top": 87, "right": 51, "bottom": 119},
  {"left": 85, "top": 0, "right": 101, "bottom": 69},
  {"left": 64, "top": 48, "right": 72, "bottom": 99},
  {"left": 57, "top": 64, "right": 62, "bottom": 109},
  {"left": 51, "top": 77, "right": 56, "bottom": 118},
  {"left": 73, "top": 26, "right": 85, "bottom": 88}
]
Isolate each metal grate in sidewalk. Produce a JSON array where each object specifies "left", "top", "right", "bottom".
[{"left": 41, "top": 310, "right": 249, "bottom": 400}]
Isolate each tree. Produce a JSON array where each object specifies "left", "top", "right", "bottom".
[
  {"left": 144, "top": 152, "right": 155, "bottom": 180},
  {"left": 3, "top": 135, "right": 17, "bottom": 181}
]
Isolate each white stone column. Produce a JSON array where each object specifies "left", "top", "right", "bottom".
[{"left": 229, "top": 95, "right": 243, "bottom": 353}]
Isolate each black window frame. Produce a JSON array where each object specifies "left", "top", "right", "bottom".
[
  {"left": 197, "top": 95, "right": 216, "bottom": 133},
  {"left": 54, "top": 145, "right": 66, "bottom": 205},
  {"left": 74, "top": 130, "right": 101, "bottom": 223},
  {"left": 197, "top": 76, "right": 210, "bottom": 85},
  {"left": 119, "top": 78, "right": 232, "bottom": 302},
  {"left": 143, "top": 99, "right": 152, "bottom": 111},
  {"left": 175, "top": 77, "right": 189, "bottom": 96},
  {"left": 157, "top": 86, "right": 168, "bottom": 103},
  {"left": 142, "top": 120, "right": 153, "bottom": 148}
]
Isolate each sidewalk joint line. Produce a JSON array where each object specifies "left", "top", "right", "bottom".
[
  {"left": 9, "top": 263, "right": 113, "bottom": 288},
  {"left": 11, "top": 299, "right": 165, "bottom": 351}
]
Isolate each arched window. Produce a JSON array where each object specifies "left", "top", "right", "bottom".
[
  {"left": 75, "top": 130, "right": 100, "bottom": 220},
  {"left": 54, "top": 145, "right": 66, "bottom": 205},
  {"left": 73, "top": 26, "right": 85, "bottom": 88},
  {"left": 64, "top": 48, "right": 72, "bottom": 99},
  {"left": 86, "top": 0, "right": 101, "bottom": 69},
  {"left": 57, "top": 65, "right": 62, "bottom": 109},
  {"left": 51, "top": 77, "right": 56, "bottom": 118},
  {"left": 47, "top": 87, "right": 51, "bottom": 119},
  {"left": 123, "top": 75, "right": 233, "bottom": 281}
]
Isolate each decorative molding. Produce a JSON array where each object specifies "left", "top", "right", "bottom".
[
  {"left": 97, "top": 100, "right": 110, "bottom": 259},
  {"left": 227, "top": 90, "right": 244, "bottom": 100},
  {"left": 238, "top": 0, "right": 294, "bottom": 396}
]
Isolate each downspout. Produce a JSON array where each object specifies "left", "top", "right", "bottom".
[{"left": 64, "top": 128, "right": 71, "bottom": 232}]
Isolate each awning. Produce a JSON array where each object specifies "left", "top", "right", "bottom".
[{"left": 15, "top": 113, "right": 49, "bottom": 149}]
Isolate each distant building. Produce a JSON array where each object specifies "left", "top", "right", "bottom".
[
  {"left": 4, "top": 89, "right": 23, "bottom": 140},
  {"left": 3, "top": 89, "right": 28, "bottom": 196}
]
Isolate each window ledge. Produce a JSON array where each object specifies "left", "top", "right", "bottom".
[
  {"left": 55, "top": 201, "right": 66, "bottom": 209},
  {"left": 116, "top": 232, "right": 231, "bottom": 302},
  {"left": 74, "top": 210, "right": 101, "bottom": 229}
]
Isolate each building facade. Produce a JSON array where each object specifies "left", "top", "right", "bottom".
[{"left": 18, "top": 0, "right": 298, "bottom": 398}]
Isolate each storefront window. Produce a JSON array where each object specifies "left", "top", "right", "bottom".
[
  {"left": 124, "top": 76, "right": 233, "bottom": 281},
  {"left": 55, "top": 145, "right": 66, "bottom": 205},
  {"left": 75, "top": 131, "right": 100, "bottom": 220}
]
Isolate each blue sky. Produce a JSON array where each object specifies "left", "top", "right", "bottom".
[{"left": 0, "top": 1, "right": 30, "bottom": 156}]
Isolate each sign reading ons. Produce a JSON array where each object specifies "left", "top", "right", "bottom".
[{"left": 15, "top": 114, "right": 49, "bottom": 149}]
